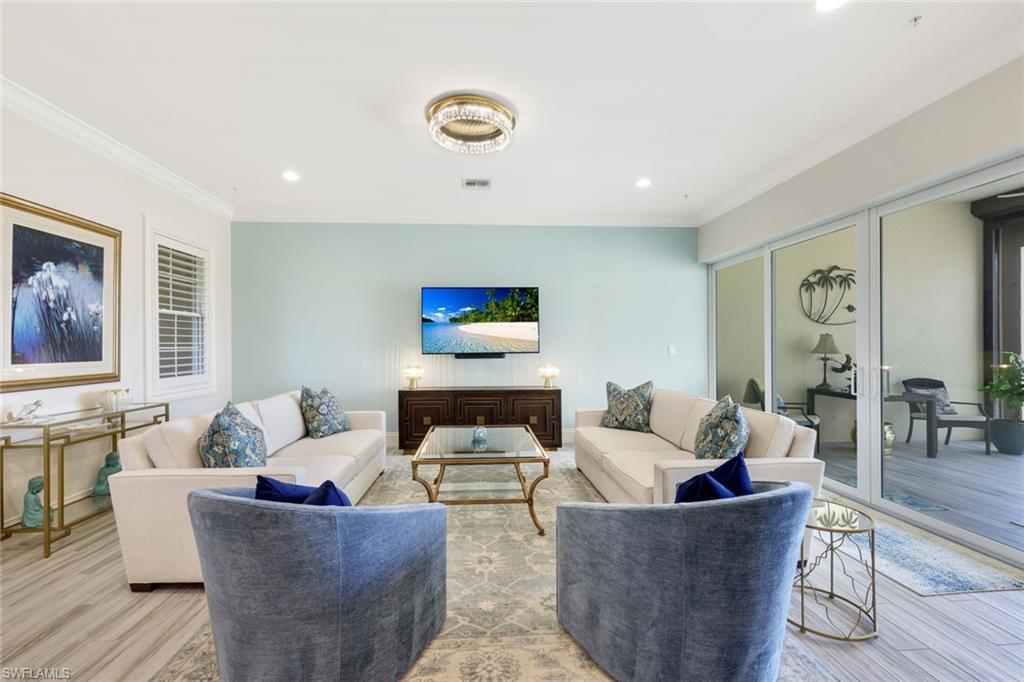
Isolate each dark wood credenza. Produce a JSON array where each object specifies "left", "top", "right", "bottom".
[{"left": 398, "top": 386, "right": 562, "bottom": 451}]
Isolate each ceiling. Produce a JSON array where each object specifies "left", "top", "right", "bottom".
[{"left": 2, "top": 2, "right": 1021, "bottom": 227}]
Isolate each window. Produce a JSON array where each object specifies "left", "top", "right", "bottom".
[{"left": 145, "top": 220, "right": 214, "bottom": 399}]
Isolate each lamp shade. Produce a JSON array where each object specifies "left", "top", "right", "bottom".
[{"left": 810, "top": 333, "right": 841, "bottom": 355}]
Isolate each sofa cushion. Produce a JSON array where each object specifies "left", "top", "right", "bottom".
[
  {"left": 600, "top": 381, "right": 654, "bottom": 432},
  {"left": 575, "top": 426, "right": 679, "bottom": 459},
  {"left": 680, "top": 398, "right": 719, "bottom": 452},
  {"left": 694, "top": 397, "right": 749, "bottom": 460},
  {"left": 602, "top": 450, "right": 692, "bottom": 503},
  {"left": 198, "top": 403, "right": 268, "bottom": 468},
  {"left": 272, "top": 454, "right": 358, "bottom": 488},
  {"left": 272, "top": 429, "right": 383, "bottom": 472},
  {"left": 300, "top": 386, "right": 350, "bottom": 438},
  {"left": 255, "top": 392, "right": 307, "bottom": 454},
  {"left": 649, "top": 389, "right": 697, "bottom": 448},
  {"left": 143, "top": 415, "right": 208, "bottom": 469},
  {"left": 742, "top": 408, "right": 797, "bottom": 458}
]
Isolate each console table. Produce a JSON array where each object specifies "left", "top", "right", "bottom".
[
  {"left": 806, "top": 388, "right": 937, "bottom": 458},
  {"left": 0, "top": 402, "right": 170, "bottom": 557},
  {"left": 399, "top": 386, "right": 562, "bottom": 451}
]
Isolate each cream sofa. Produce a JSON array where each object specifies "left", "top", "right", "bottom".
[
  {"left": 575, "top": 388, "right": 824, "bottom": 505},
  {"left": 109, "top": 390, "right": 386, "bottom": 589}
]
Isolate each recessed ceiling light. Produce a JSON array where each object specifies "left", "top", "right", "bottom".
[
  {"left": 282, "top": 170, "right": 301, "bottom": 183},
  {"left": 635, "top": 177, "right": 652, "bottom": 189},
  {"left": 815, "top": 0, "right": 848, "bottom": 12}
]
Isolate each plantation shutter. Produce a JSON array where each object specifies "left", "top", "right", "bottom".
[{"left": 157, "top": 244, "right": 207, "bottom": 378}]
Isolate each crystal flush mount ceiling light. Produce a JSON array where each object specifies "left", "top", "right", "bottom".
[{"left": 426, "top": 94, "right": 516, "bottom": 154}]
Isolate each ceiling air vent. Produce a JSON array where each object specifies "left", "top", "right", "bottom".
[{"left": 462, "top": 178, "right": 492, "bottom": 190}]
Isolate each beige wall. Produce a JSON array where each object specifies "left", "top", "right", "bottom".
[
  {"left": 881, "top": 201, "right": 984, "bottom": 442},
  {"left": 715, "top": 257, "right": 763, "bottom": 404},
  {"left": 698, "top": 57, "right": 1024, "bottom": 262},
  {"left": 0, "top": 111, "right": 233, "bottom": 524}
]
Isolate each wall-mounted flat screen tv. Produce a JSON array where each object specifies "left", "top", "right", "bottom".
[{"left": 422, "top": 287, "right": 539, "bottom": 355}]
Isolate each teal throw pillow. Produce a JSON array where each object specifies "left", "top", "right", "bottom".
[
  {"left": 197, "top": 402, "right": 268, "bottom": 468},
  {"left": 300, "top": 386, "right": 350, "bottom": 439},
  {"left": 600, "top": 381, "right": 654, "bottom": 432},
  {"left": 694, "top": 396, "right": 750, "bottom": 460}
]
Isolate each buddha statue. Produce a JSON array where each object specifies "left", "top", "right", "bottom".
[
  {"left": 22, "top": 476, "right": 52, "bottom": 529},
  {"left": 91, "top": 452, "right": 122, "bottom": 497}
]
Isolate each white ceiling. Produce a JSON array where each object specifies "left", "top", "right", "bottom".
[{"left": 2, "top": 2, "right": 1021, "bottom": 227}]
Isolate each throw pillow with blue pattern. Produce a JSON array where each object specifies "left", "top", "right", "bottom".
[
  {"left": 300, "top": 386, "right": 350, "bottom": 439},
  {"left": 694, "top": 396, "right": 750, "bottom": 460},
  {"left": 600, "top": 381, "right": 654, "bottom": 432},
  {"left": 197, "top": 402, "right": 268, "bottom": 468}
]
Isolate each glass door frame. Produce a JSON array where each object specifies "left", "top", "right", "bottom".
[
  {"left": 866, "top": 159, "right": 1024, "bottom": 567},
  {"left": 767, "top": 211, "right": 871, "bottom": 502}
]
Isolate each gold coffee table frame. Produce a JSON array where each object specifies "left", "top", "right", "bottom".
[{"left": 411, "top": 425, "right": 551, "bottom": 535}]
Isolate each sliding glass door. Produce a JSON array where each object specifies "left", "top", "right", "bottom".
[
  {"left": 876, "top": 173, "right": 1024, "bottom": 553},
  {"left": 771, "top": 221, "right": 864, "bottom": 491},
  {"left": 712, "top": 160, "right": 1024, "bottom": 564},
  {"left": 714, "top": 257, "right": 765, "bottom": 408}
]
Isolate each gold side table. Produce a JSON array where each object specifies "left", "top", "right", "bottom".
[
  {"left": 789, "top": 498, "right": 878, "bottom": 641},
  {"left": 0, "top": 402, "right": 169, "bottom": 557}
]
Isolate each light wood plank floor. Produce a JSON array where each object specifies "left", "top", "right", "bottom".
[
  {"left": 2, "top": 508, "right": 1022, "bottom": 680},
  {"left": 818, "top": 440, "right": 1024, "bottom": 550}
]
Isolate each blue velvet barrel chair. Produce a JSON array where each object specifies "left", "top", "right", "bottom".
[
  {"left": 187, "top": 489, "right": 447, "bottom": 682},
  {"left": 557, "top": 482, "right": 812, "bottom": 682}
]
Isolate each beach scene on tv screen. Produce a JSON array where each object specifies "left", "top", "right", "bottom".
[{"left": 422, "top": 288, "right": 539, "bottom": 354}]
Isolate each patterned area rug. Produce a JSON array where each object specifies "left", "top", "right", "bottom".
[
  {"left": 840, "top": 513, "right": 1024, "bottom": 596},
  {"left": 156, "top": 450, "right": 835, "bottom": 681}
]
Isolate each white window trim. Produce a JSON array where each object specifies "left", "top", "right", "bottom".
[{"left": 144, "top": 216, "right": 216, "bottom": 401}]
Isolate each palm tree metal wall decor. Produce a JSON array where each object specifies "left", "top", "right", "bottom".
[{"left": 800, "top": 265, "right": 856, "bottom": 326}]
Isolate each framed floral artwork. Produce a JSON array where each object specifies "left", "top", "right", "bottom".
[{"left": 1, "top": 194, "right": 121, "bottom": 392}]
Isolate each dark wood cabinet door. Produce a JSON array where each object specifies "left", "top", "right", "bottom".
[
  {"left": 456, "top": 395, "right": 505, "bottom": 426},
  {"left": 509, "top": 395, "right": 560, "bottom": 447},
  {"left": 400, "top": 396, "right": 452, "bottom": 449}
]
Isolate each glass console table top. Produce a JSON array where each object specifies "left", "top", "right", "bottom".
[
  {"left": 414, "top": 425, "right": 548, "bottom": 461},
  {"left": 808, "top": 499, "right": 875, "bottom": 534},
  {"left": 0, "top": 402, "right": 168, "bottom": 429}
]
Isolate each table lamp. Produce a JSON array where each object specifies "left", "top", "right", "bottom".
[
  {"left": 402, "top": 365, "right": 424, "bottom": 389},
  {"left": 810, "top": 333, "right": 841, "bottom": 390},
  {"left": 538, "top": 364, "right": 560, "bottom": 389}
]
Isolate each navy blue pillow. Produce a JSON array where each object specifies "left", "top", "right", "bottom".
[
  {"left": 255, "top": 475, "right": 316, "bottom": 503},
  {"left": 710, "top": 455, "right": 754, "bottom": 496},
  {"left": 674, "top": 473, "right": 736, "bottom": 503},
  {"left": 674, "top": 455, "right": 754, "bottom": 503},
  {"left": 303, "top": 480, "right": 352, "bottom": 507}
]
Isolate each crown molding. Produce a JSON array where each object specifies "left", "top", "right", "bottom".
[
  {"left": 231, "top": 208, "right": 699, "bottom": 228},
  {"left": 2, "top": 77, "right": 235, "bottom": 220},
  {"left": 696, "top": 28, "right": 1024, "bottom": 227}
]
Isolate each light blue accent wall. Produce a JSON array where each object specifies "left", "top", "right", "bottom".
[{"left": 231, "top": 223, "right": 707, "bottom": 430}]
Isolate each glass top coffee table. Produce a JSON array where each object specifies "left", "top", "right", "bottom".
[{"left": 411, "top": 425, "right": 551, "bottom": 534}]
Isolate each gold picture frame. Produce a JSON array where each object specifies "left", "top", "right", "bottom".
[{"left": 1, "top": 193, "right": 121, "bottom": 393}]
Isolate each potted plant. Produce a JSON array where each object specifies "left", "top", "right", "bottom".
[{"left": 982, "top": 352, "right": 1024, "bottom": 455}]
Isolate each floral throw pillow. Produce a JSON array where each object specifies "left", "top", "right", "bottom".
[
  {"left": 600, "top": 381, "right": 655, "bottom": 432},
  {"left": 694, "top": 396, "right": 750, "bottom": 460},
  {"left": 300, "top": 386, "right": 350, "bottom": 439},
  {"left": 197, "top": 402, "right": 268, "bottom": 468}
]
